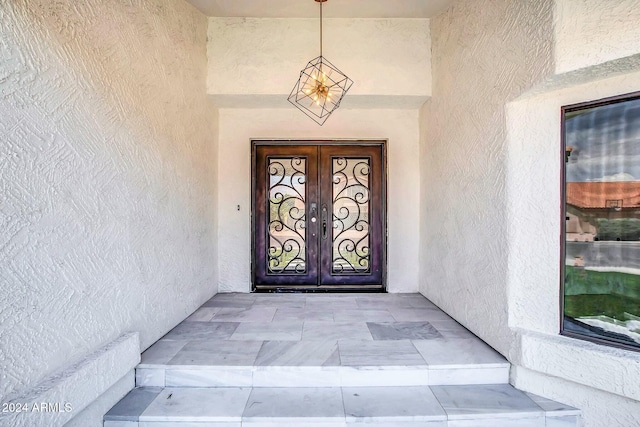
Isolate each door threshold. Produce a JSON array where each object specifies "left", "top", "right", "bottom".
[{"left": 254, "top": 286, "right": 385, "bottom": 293}]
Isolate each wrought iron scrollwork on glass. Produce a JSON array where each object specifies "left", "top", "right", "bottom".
[
  {"left": 332, "top": 157, "right": 371, "bottom": 273},
  {"left": 267, "top": 157, "right": 307, "bottom": 274}
]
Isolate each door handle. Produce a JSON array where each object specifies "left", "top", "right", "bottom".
[{"left": 321, "top": 204, "right": 328, "bottom": 240}]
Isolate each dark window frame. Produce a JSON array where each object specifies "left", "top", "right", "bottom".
[{"left": 560, "top": 90, "right": 640, "bottom": 353}]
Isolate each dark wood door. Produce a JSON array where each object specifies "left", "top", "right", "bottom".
[{"left": 253, "top": 143, "right": 385, "bottom": 290}]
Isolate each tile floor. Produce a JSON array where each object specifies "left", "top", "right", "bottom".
[
  {"left": 105, "top": 293, "right": 580, "bottom": 427},
  {"left": 142, "top": 293, "right": 505, "bottom": 368}
]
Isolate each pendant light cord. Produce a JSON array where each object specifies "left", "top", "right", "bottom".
[{"left": 320, "top": 0, "right": 323, "bottom": 57}]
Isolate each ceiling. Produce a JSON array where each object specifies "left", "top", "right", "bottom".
[{"left": 184, "top": 0, "right": 455, "bottom": 19}]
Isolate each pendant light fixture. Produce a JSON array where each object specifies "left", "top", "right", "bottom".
[{"left": 288, "top": 0, "right": 354, "bottom": 125}]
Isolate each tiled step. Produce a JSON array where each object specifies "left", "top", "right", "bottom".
[
  {"left": 106, "top": 295, "right": 580, "bottom": 426},
  {"left": 134, "top": 294, "right": 512, "bottom": 388},
  {"left": 104, "top": 384, "right": 580, "bottom": 427},
  {"left": 136, "top": 363, "right": 510, "bottom": 388},
  {"left": 135, "top": 337, "right": 511, "bottom": 388}
]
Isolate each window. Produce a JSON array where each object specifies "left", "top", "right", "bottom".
[{"left": 561, "top": 92, "right": 640, "bottom": 351}]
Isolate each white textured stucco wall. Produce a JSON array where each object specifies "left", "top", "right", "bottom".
[
  {"left": 419, "top": 0, "right": 555, "bottom": 354},
  {"left": 554, "top": 0, "right": 640, "bottom": 74},
  {"left": 63, "top": 370, "right": 134, "bottom": 427},
  {"left": 0, "top": 0, "right": 217, "bottom": 424},
  {"left": 507, "top": 67, "right": 640, "bottom": 427},
  {"left": 421, "top": 0, "right": 640, "bottom": 426},
  {"left": 217, "top": 108, "right": 420, "bottom": 293},
  {"left": 513, "top": 365, "right": 640, "bottom": 427},
  {"left": 207, "top": 17, "right": 431, "bottom": 104}
]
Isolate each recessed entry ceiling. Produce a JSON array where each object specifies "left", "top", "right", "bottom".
[{"left": 184, "top": 0, "right": 456, "bottom": 19}]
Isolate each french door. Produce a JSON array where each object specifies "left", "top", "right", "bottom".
[{"left": 252, "top": 142, "right": 386, "bottom": 290}]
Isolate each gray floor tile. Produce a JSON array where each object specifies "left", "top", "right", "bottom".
[
  {"left": 203, "top": 296, "right": 256, "bottom": 308},
  {"left": 242, "top": 387, "right": 345, "bottom": 422},
  {"left": 428, "top": 320, "right": 478, "bottom": 340},
  {"left": 346, "top": 422, "right": 445, "bottom": 427},
  {"left": 162, "top": 322, "right": 239, "bottom": 341},
  {"left": 139, "top": 422, "right": 241, "bottom": 427},
  {"left": 166, "top": 368, "right": 253, "bottom": 387},
  {"left": 307, "top": 296, "right": 359, "bottom": 304},
  {"left": 254, "top": 293, "right": 307, "bottom": 300},
  {"left": 185, "top": 307, "right": 219, "bottom": 322},
  {"left": 355, "top": 297, "right": 416, "bottom": 309},
  {"left": 254, "top": 340, "right": 340, "bottom": 366},
  {"left": 252, "top": 367, "right": 342, "bottom": 387},
  {"left": 210, "top": 293, "right": 257, "bottom": 300},
  {"left": 136, "top": 368, "right": 165, "bottom": 387},
  {"left": 388, "top": 308, "right": 455, "bottom": 322},
  {"left": 343, "top": 386, "right": 446, "bottom": 422},
  {"left": 446, "top": 415, "right": 545, "bottom": 426},
  {"left": 430, "top": 384, "right": 544, "bottom": 419},
  {"left": 230, "top": 321, "right": 303, "bottom": 341},
  {"left": 168, "top": 340, "right": 263, "bottom": 366},
  {"left": 273, "top": 308, "right": 334, "bottom": 322},
  {"left": 252, "top": 298, "right": 306, "bottom": 309},
  {"left": 140, "top": 341, "right": 188, "bottom": 365},
  {"left": 303, "top": 322, "right": 373, "bottom": 341},
  {"left": 211, "top": 307, "right": 277, "bottom": 322},
  {"left": 367, "top": 322, "right": 443, "bottom": 340},
  {"left": 524, "top": 392, "right": 579, "bottom": 415},
  {"left": 412, "top": 338, "right": 507, "bottom": 367},
  {"left": 104, "top": 421, "right": 139, "bottom": 427},
  {"left": 546, "top": 415, "right": 580, "bottom": 427},
  {"left": 405, "top": 297, "right": 440, "bottom": 309},
  {"left": 306, "top": 296, "right": 359, "bottom": 310},
  {"left": 338, "top": 340, "right": 426, "bottom": 366},
  {"left": 105, "top": 387, "right": 163, "bottom": 421},
  {"left": 140, "top": 387, "right": 251, "bottom": 422},
  {"left": 333, "top": 309, "right": 396, "bottom": 322}
]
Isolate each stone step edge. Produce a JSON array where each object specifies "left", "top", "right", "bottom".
[
  {"left": 137, "top": 362, "right": 511, "bottom": 370},
  {"left": 135, "top": 364, "right": 511, "bottom": 388},
  {"left": 107, "top": 413, "right": 570, "bottom": 423},
  {"left": 104, "top": 386, "right": 580, "bottom": 425}
]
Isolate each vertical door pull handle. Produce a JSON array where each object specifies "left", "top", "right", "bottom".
[{"left": 321, "top": 204, "right": 328, "bottom": 240}]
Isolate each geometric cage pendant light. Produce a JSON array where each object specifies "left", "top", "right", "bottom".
[{"left": 288, "top": 0, "right": 354, "bottom": 125}]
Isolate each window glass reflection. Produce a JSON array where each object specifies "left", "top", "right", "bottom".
[{"left": 563, "top": 96, "right": 640, "bottom": 350}]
